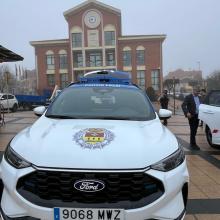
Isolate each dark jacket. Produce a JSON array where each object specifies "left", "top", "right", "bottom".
[
  {"left": 200, "top": 94, "right": 206, "bottom": 104},
  {"left": 159, "top": 95, "right": 169, "bottom": 109},
  {"left": 181, "top": 94, "right": 201, "bottom": 117}
]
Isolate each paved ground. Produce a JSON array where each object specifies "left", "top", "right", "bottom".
[{"left": 0, "top": 110, "right": 220, "bottom": 220}]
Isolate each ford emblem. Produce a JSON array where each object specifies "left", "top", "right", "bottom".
[{"left": 74, "top": 180, "right": 105, "bottom": 192}]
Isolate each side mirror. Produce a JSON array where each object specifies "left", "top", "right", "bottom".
[
  {"left": 34, "top": 106, "right": 46, "bottom": 117},
  {"left": 159, "top": 109, "right": 172, "bottom": 120}
]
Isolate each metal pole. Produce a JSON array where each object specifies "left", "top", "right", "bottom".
[
  {"left": 6, "top": 71, "right": 10, "bottom": 114},
  {"left": 173, "top": 77, "right": 176, "bottom": 115}
]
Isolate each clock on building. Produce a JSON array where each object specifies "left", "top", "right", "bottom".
[{"left": 84, "top": 10, "right": 101, "bottom": 28}]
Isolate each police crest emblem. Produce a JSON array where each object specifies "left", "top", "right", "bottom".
[{"left": 74, "top": 128, "right": 114, "bottom": 149}]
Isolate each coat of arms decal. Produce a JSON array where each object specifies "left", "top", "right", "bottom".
[{"left": 74, "top": 128, "right": 114, "bottom": 149}]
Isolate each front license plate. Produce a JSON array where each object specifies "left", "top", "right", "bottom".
[{"left": 54, "top": 208, "right": 124, "bottom": 220}]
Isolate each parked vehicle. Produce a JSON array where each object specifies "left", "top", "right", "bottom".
[
  {"left": 0, "top": 70, "right": 188, "bottom": 220},
  {"left": 15, "top": 94, "right": 49, "bottom": 110},
  {"left": 0, "top": 93, "right": 18, "bottom": 112},
  {"left": 199, "top": 90, "right": 220, "bottom": 148}
]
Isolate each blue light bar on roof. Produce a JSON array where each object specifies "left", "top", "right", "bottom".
[{"left": 79, "top": 70, "right": 131, "bottom": 85}]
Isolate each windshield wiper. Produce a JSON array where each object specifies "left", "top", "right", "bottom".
[{"left": 45, "top": 115, "right": 77, "bottom": 119}]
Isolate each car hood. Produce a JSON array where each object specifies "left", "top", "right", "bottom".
[{"left": 11, "top": 116, "right": 178, "bottom": 170}]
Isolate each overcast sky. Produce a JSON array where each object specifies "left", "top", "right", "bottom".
[{"left": 1, "top": 0, "right": 220, "bottom": 76}]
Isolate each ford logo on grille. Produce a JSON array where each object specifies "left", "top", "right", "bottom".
[{"left": 74, "top": 180, "right": 105, "bottom": 192}]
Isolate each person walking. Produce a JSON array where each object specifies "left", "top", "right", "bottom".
[
  {"left": 159, "top": 90, "right": 169, "bottom": 126},
  {"left": 182, "top": 88, "right": 201, "bottom": 150}
]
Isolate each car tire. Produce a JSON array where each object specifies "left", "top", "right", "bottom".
[
  {"left": 11, "top": 104, "right": 18, "bottom": 112},
  {"left": 28, "top": 103, "right": 33, "bottom": 110},
  {"left": 205, "top": 126, "right": 220, "bottom": 149}
]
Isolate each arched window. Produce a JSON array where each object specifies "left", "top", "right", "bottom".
[
  {"left": 59, "top": 49, "right": 67, "bottom": 54},
  {"left": 123, "top": 47, "right": 132, "bottom": 67},
  {"left": 104, "top": 25, "right": 116, "bottom": 46},
  {"left": 59, "top": 50, "right": 68, "bottom": 69},
  {"left": 136, "top": 46, "right": 145, "bottom": 66},
  {"left": 71, "top": 26, "right": 83, "bottom": 48},
  {"left": 46, "top": 50, "right": 55, "bottom": 70}
]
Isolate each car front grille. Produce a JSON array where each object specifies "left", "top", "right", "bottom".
[{"left": 17, "top": 170, "right": 164, "bottom": 209}]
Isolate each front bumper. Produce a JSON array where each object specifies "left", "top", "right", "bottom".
[
  {"left": 0, "top": 157, "right": 189, "bottom": 220},
  {"left": 213, "top": 135, "right": 220, "bottom": 146}
]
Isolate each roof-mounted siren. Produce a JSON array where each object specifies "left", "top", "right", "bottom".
[{"left": 79, "top": 70, "right": 132, "bottom": 85}]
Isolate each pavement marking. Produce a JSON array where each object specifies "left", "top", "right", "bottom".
[
  {"left": 4, "top": 118, "right": 25, "bottom": 123},
  {"left": 185, "top": 151, "right": 220, "bottom": 155},
  {"left": 198, "top": 152, "right": 220, "bottom": 169},
  {"left": 0, "top": 132, "right": 18, "bottom": 135},
  {"left": 176, "top": 133, "right": 206, "bottom": 136},
  {"left": 168, "top": 124, "right": 190, "bottom": 127},
  {"left": 187, "top": 199, "right": 220, "bottom": 214}
]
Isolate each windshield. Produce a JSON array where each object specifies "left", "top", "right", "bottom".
[
  {"left": 45, "top": 86, "right": 156, "bottom": 121},
  {"left": 207, "top": 91, "right": 220, "bottom": 107}
]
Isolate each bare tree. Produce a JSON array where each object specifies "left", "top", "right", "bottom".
[
  {"left": 0, "top": 65, "right": 37, "bottom": 94},
  {"left": 163, "top": 78, "right": 180, "bottom": 94},
  {"left": 0, "top": 65, "right": 16, "bottom": 93},
  {"left": 207, "top": 70, "right": 220, "bottom": 91}
]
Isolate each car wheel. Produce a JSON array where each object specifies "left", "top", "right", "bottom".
[
  {"left": 11, "top": 104, "right": 18, "bottom": 112},
  {"left": 28, "top": 104, "right": 33, "bottom": 110},
  {"left": 205, "top": 126, "right": 220, "bottom": 149}
]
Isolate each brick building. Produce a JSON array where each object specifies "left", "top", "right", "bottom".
[{"left": 31, "top": 0, "right": 166, "bottom": 95}]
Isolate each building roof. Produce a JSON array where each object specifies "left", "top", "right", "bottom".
[
  {"left": 64, "top": 0, "right": 121, "bottom": 18},
  {"left": 30, "top": 39, "right": 69, "bottom": 46},
  {"left": 0, "top": 45, "right": 24, "bottom": 63},
  {"left": 118, "top": 35, "right": 166, "bottom": 41}
]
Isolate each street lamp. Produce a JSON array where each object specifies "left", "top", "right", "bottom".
[
  {"left": 197, "top": 61, "right": 200, "bottom": 71},
  {"left": 5, "top": 71, "right": 10, "bottom": 113},
  {"left": 173, "top": 77, "right": 176, "bottom": 115},
  {"left": 203, "top": 79, "right": 207, "bottom": 90}
]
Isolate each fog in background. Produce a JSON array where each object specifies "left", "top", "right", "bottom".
[{"left": 1, "top": 0, "right": 220, "bottom": 76}]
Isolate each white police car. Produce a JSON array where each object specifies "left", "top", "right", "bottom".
[{"left": 0, "top": 70, "right": 188, "bottom": 220}]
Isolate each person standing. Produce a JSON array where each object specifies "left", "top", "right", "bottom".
[
  {"left": 159, "top": 90, "right": 169, "bottom": 126},
  {"left": 182, "top": 88, "right": 201, "bottom": 150},
  {"left": 199, "top": 89, "right": 207, "bottom": 127},
  {"left": 200, "top": 89, "right": 207, "bottom": 102}
]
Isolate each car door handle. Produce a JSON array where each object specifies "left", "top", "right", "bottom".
[{"left": 202, "top": 110, "right": 214, "bottom": 114}]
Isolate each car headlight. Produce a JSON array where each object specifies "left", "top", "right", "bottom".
[
  {"left": 4, "top": 145, "right": 31, "bottom": 169},
  {"left": 151, "top": 143, "right": 185, "bottom": 172}
]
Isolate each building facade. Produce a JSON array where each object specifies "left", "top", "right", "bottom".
[
  {"left": 31, "top": 0, "right": 166, "bottom": 95},
  {"left": 165, "top": 69, "right": 203, "bottom": 93}
]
